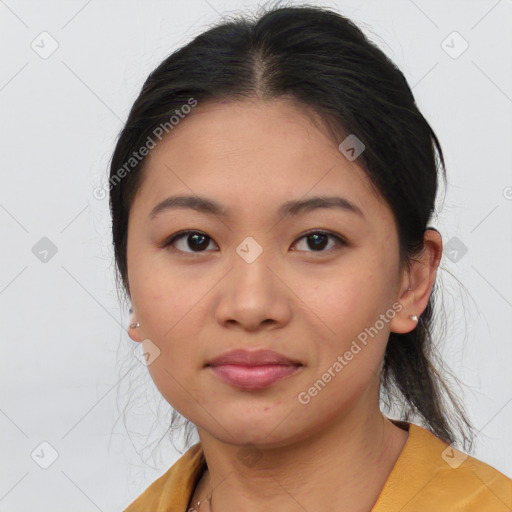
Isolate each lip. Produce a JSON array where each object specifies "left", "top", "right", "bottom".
[
  {"left": 206, "top": 348, "right": 303, "bottom": 367},
  {"left": 205, "top": 349, "right": 304, "bottom": 390},
  {"left": 209, "top": 364, "right": 302, "bottom": 390}
]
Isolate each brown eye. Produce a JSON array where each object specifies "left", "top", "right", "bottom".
[
  {"left": 292, "top": 230, "right": 347, "bottom": 253},
  {"left": 163, "top": 231, "right": 218, "bottom": 253}
]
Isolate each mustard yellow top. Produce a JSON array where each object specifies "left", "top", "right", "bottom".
[{"left": 124, "top": 420, "right": 512, "bottom": 511}]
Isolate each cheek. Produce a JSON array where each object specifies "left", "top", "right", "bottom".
[
  {"left": 146, "top": 360, "right": 206, "bottom": 424},
  {"left": 130, "top": 255, "right": 205, "bottom": 335},
  {"left": 136, "top": 270, "right": 208, "bottom": 414},
  {"left": 296, "top": 260, "right": 392, "bottom": 373},
  {"left": 298, "top": 264, "right": 380, "bottom": 333}
]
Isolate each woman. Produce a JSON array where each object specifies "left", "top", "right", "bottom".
[{"left": 109, "top": 4, "right": 512, "bottom": 511}]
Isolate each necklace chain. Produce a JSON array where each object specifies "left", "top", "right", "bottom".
[
  {"left": 194, "top": 470, "right": 213, "bottom": 510},
  {"left": 196, "top": 491, "right": 212, "bottom": 509}
]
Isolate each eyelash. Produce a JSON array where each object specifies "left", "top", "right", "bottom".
[{"left": 161, "top": 229, "right": 347, "bottom": 255}]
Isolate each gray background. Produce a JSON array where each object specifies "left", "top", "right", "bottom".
[{"left": 1, "top": 0, "right": 511, "bottom": 510}]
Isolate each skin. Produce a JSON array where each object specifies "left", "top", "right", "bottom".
[{"left": 127, "top": 98, "right": 442, "bottom": 512}]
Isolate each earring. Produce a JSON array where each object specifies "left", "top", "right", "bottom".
[
  {"left": 409, "top": 315, "right": 418, "bottom": 322},
  {"left": 130, "top": 322, "right": 140, "bottom": 328}
]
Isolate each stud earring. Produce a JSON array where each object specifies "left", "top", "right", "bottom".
[
  {"left": 130, "top": 322, "right": 140, "bottom": 328},
  {"left": 409, "top": 315, "right": 418, "bottom": 322}
]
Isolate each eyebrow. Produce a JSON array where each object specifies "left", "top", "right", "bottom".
[{"left": 149, "top": 194, "right": 365, "bottom": 221}]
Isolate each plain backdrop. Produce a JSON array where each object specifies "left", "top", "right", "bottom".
[{"left": 1, "top": 0, "right": 511, "bottom": 510}]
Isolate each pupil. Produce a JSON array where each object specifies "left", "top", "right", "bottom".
[
  {"left": 308, "top": 233, "right": 327, "bottom": 251},
  {"left": 189, "top": 233, "right": 208, "bottom": 251}
]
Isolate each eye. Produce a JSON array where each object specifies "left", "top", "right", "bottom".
[
  {"left": 162, "top": 230, "right": 218, "bottom": 253},
  {"left": 162, "top": 229, "right": 347, "bottom": 254},
  {"left": 291, "top": 230, "right": 347, "bottom": 253}
]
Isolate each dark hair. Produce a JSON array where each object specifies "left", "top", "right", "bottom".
[{"left": 110, "top": 2, "right": 475, "bottom": 453}]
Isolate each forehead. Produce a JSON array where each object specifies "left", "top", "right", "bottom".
[{"left": 132, "top": 99, "right": 389, "bottom": 224}]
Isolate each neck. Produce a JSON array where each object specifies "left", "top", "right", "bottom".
[{"left": 194, "top": 406, "right": 409, "bottom": 512}]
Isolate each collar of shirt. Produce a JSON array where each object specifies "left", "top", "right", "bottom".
[{"left": 123, "top": 419, "right": 512, "bottom": 511}]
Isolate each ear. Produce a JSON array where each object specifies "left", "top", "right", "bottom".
[
  {"left": 128, "top": 308, "right": 143, "bottom": 343},
  {"left": 390, "top": 229, "right": 443, "bottom": 334}
]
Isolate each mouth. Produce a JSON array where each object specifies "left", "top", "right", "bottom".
[
  {"left": 205, "top": 348, "right": 304, "bottom": 390},
  {"left": 206, "top": 348, "right": 303, "bottom": 367},
  {"left": 206, "top": 362, "right": 304, "bottom": 390}
]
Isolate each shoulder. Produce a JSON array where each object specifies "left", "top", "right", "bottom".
[
  {"left": 375, "top": 422, "right": 512, "bottom": 511},
  {"left": 435, "top": 446, "right": 512, "bottom": 510},
  {"left": 123, "top": 442, "right": 206, "bottom": 512}
]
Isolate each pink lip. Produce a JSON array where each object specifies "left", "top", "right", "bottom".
[
  {"left": 206, "top": 348, "right": 302, "bottom": 367},
  {"left": 206, "top": 349, "right": 303, "bottom": 390},
  {"left": 209, "top": 364, "right": 302, "bottom": 390}
]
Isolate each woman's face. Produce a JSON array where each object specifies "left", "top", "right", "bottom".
[{"left": 127, "top": 99, "right": 408, "bottom": 447}]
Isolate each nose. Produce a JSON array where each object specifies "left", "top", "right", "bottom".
[{"left": 214, "top": 246, "right": 293, "bottom": 332}]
